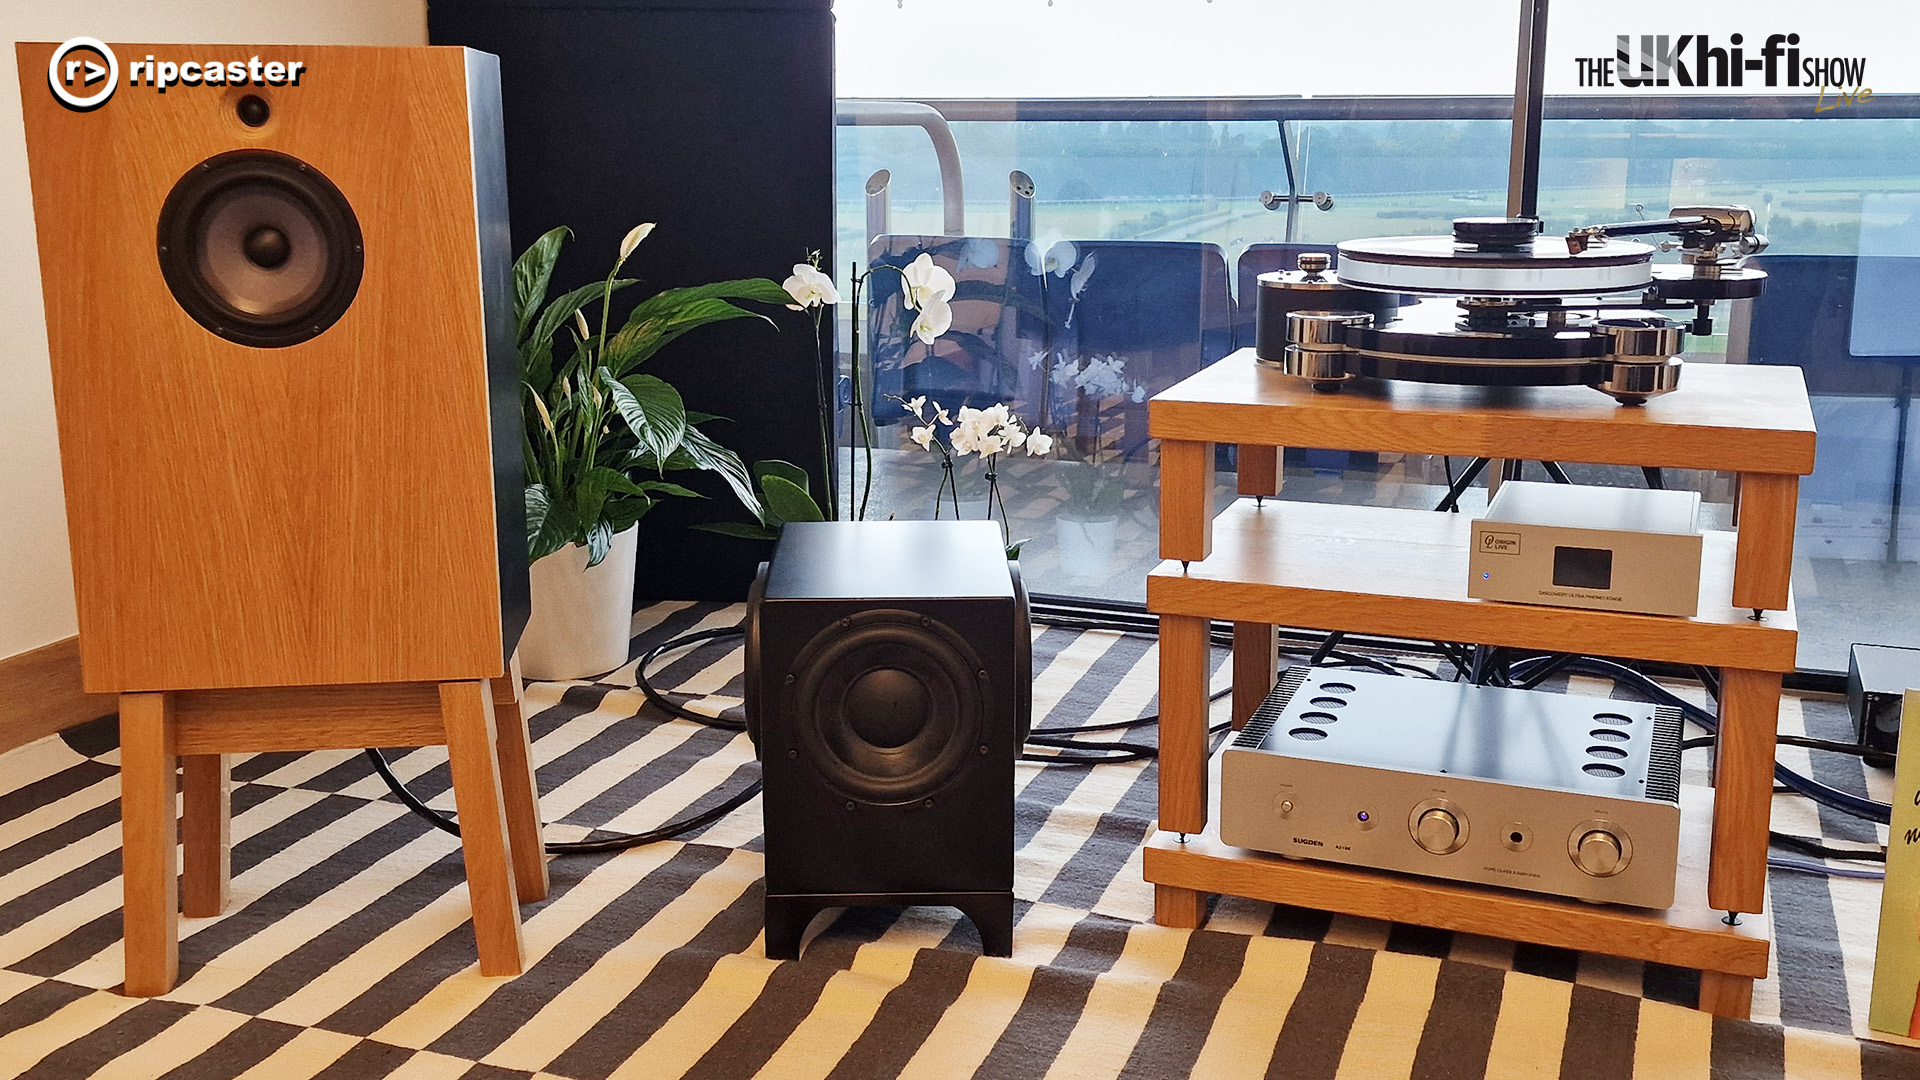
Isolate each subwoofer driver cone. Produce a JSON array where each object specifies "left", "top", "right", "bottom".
[
  {"left": 787, "top": 610, "right": 988, "bottom": 806},
  {"left": 157, "top": 149, "right": 363, "bottom": 348}
]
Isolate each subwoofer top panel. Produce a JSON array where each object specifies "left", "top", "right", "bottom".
[
  {"left": 767, "top": 521, "right": 1016, "bottom": 601},
  {"left": 18, "top": 44, "right": 516, "bottom": 691}
]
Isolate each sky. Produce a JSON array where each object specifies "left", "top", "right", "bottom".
[{"left": 834, "top": 0, "right": 1919, "bottom": 98}]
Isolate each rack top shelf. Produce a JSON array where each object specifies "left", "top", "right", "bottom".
[
  {"left": 1150, "top": 350, "right": 1816, "bottom": 476},
  {"left": 1147, "top": 499, "right": 1798, "bottom": 672}
]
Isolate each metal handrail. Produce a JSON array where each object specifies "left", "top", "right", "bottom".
[
  {"left": 836, "top": 100, "right": 965, "bottom": 235},
  {"left": 906, "top": 94, "right": 1920, "bottom": 123}
]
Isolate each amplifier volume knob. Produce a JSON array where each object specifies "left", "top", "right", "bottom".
[
  {"left": 1413, "top": 808, "right": 1461, "bottom": 854},
  {"left": 1575, "top": 830, "right": 1625, "bottom": 877}
]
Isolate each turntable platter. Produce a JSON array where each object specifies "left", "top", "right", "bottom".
[{"left": 1336, "top": 234, "right": 1655, "bottom": 297}]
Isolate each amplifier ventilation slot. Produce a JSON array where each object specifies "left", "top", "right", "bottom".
[
  {"left": 1644, "top": 705, "right": 1683, "bottom": 805},
  {"left": 1232, "top": 666, "right": 1308, "bottom": 750}
]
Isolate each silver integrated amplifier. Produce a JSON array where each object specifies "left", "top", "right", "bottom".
[
  {"left": 1220, "top": 666, "right": 1684, "bottom": 908},
  {"left": 1468, "top": 481, "right": 1704, "bottom": 618}
]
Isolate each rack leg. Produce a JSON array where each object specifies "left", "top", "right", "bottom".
[
  {"left": 1232, "top": 622, "right": 1278, "bottom": 729},
  {"left": 1160, "top": 440, "right": 1215, "bottom": 564},
  {"left": 1155, "top": 884, "right": 1206, "bottom": 929},
  {"left": 1698, "top": 971, "right": 1754, "bottom": 1019},
  {"left": 1158, "top": 615, "right": 1210, "bottom": 836},
  {"left": 1236, "top": 444, "right": 1280, "bottom": 498},
  {"left": 1708, "top": 668, "right": 1781, "bottom": 915},
  {"left": 1732, "top": 473, "right": 1797, "bottom": 612}
]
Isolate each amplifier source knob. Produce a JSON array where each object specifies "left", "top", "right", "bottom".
[
  {"left": 1413, "top": 808, "right": 1462, "bottom": 854},
  {"left": 1574, "top": 829, "right": 1625, "bottom": 877}
]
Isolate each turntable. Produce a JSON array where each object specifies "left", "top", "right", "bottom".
[{"left": 1252, "top": 1, "right": 1769, "bottom": 404}]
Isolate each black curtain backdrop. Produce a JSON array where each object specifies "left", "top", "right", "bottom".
[{"left": 429, "top": 0, "right": 835, "bottom": 601}]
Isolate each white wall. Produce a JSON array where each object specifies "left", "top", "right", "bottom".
[{"left": 0, "top": 1, "right": 426, "bottom": 660}]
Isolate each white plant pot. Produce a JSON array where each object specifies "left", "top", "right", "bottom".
[
  {"left": 1055, "top": 515, "right": 1119, "bottom": 581},
  {"left": 517, "top": 525, "right": 640, "bottom": 682}
]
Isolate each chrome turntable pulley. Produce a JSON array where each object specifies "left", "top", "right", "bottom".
[{"left": 1253, "top": 211, "right": 1768, "bottom": 404}]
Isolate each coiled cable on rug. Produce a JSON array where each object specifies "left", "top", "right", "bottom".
[
  {"left": 371, "top": 615, "right": 1209, "bottom": 848},
  {"left": 366, "top": 623, "right": 763, "bottom": 854}
]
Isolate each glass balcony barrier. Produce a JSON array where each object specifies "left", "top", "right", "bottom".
[{"left": 831, "top": 97, "right": 1920, "bottom": 673}]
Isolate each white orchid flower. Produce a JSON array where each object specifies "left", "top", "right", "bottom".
[
  {"left": 978, "top": 433, "right": 1006, "bottom": 456},
  {"left": 781, "top": 262, "right": 840, "bottom": 311},
  {"left": 1070, "top": 251, "right": 1099, "bottom": 298},
  {"left": 981, "top": 403, "right": 1011, "bottom": 429},
  {"left": 909, "top": 425, "right": 935, "bottom": 450},
  {"left": 934, "top": 403, "right": 953, "bottom": 425},
  {"left": 1024, "top": 238, "right": 1078, "bottom": 278},
  {"left": 961, "top": 237, "right": 1001, "bottom": 269},
  {"left": 949, "top": 420, "right": 980, "bottom": 456},
  {"left": 910, "top": 297, "right": 953, "bottom": 344},
  {"left": 618, "top": 222, "right": 656, "bottom": 261},
  {"left": 901, "top": 253, "right": 956, "bottom": 311},
  {"left": 904, "top": 395, "right": 927, "bottom": 418},
  {"left": 1002, "top": 426, "right": 1029, "bottom": 451},
  {"left": 1025, "top": 431, "right": 1054, "bottom": 456}
]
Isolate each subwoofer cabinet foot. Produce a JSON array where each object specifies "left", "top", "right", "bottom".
[{"left": 765, "top": 891, "right": 1016, "bottom": 961}]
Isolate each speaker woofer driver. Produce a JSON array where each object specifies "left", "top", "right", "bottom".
[
  {"left": 157, "top": 149, "right": 363, "bottom": 348},
  {"left": 787, "top": 610, "right": 987, "bottom": 806}
]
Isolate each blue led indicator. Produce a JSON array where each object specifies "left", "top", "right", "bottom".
[
  {"left": 1357, "top": 811, "right": 1370, "bottom": 822},
  {"left": 1482, "top": 572, "right": 1491, "bottom": 579}
]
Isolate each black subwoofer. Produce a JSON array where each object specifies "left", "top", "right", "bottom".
[
  {"left": 156, "top": 149, "right": 364, "bottom": 348},
  {"left": 745, "top": 520, "right": 1031, "bottom": 959}
]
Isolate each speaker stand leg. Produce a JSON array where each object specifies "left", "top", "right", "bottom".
[
  {"left": 119, "top": 692, "right": 179, "bottom": 997},
  {"left": 490, "top": 662, "right": 549, "bottom": 903},
  {"left": 181, "top": 753, "right": 230, "bottom": 918},
  {"left": 765, "top": 894, "right": 823, "bottom": 961},
  {"left": 956, "top": 893, "right": 1015, "bottom": 957},
  {"left": 440, "top": 679, "right": 525, "bottom": 977}
]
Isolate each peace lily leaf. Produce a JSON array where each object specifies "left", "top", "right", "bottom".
[
  {"left": 752, "top": 459, "right": 810, "bottom": 495},
  {"left": 604, "top": 496, "right": 655, "bottom": 533},
  {"left": 585, "top": 519, "right": 614, "bottom": 568},
  {"left": 636, "top": 480, "right": 704, "bottom": 500},
  {"left": 603, "top": 297, "right": 774, "bottom": 375},
  {"left": 512, "top": 226, "right": 570, "bottom": 341},
  {"left": 525, "top": 483, "right": 551, "bottom": 551},
  {"left": 761, "top": 474, "right": 824, "bottom": 523},
  {"left": 528, "top": 485, "right": 581, "bottom": 563},
  {"left": 528, "top": 278, "right": 636, "bottom": 363},
  {"left": 680, "top": 425, "right": 762, "bottom": 517},
  {"left": 602, "top": 370, "right": 688, "bottom": 467}
]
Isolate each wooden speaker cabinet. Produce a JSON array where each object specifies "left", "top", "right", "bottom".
[{"left": 18, "top": 42, "right": 546, "bottom": 995}]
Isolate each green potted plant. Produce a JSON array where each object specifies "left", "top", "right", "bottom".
[{"left": 514, "top": 224, "right": 789, "bottom": 680}]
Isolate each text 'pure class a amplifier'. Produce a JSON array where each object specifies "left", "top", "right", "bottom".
[
  {"left": 1468, "top": 481, "right": 1704, "bottom": 618},
  {"left": 1221, "top": 667, "right": 1684, "bottom": 908}
]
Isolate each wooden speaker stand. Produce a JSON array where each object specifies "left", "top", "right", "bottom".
[{"left": 117, "top": 660, "right": 549, "bottom": 997}]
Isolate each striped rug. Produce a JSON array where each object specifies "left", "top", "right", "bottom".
[{"left": 2, "top": 601, "right": 1917, "bottom": 1079}]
